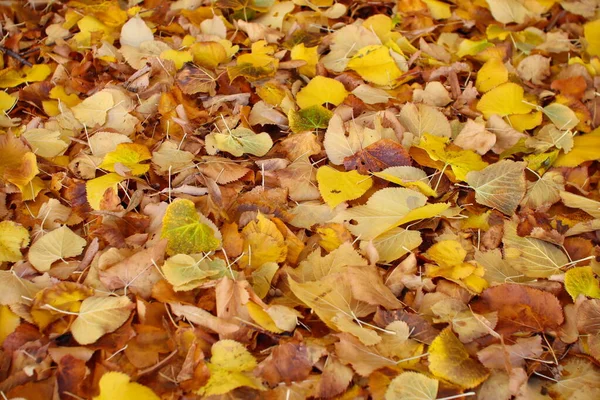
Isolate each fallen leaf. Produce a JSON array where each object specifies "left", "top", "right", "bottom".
[{"left": 28, "top": 226, "right": 87, "bottom": 272}]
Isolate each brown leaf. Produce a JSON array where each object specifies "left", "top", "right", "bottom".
[
  {"left": 57, "top": 355, "right": 87, "bottom": 399},
  {"left": 473, "top": 284, "right": 564, "bottom": 335},
  {"left": 343, "top": 139, "right": 411, "bottom": 174},
  {"left": 257, "top": 341, "right": 313, "bottom": 386}
]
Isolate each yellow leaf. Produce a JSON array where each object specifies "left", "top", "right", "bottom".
[
  {"left": 296, "top": 242, "right": 367, "bottom": 282},
  {"left": 560, "top": 191, "right": 600, "bottom": 219},
  {"left": 296, "top": 76, "right": 348, "bottom": 109},
  {"left": 316, "top": 166, "right": 373, "bottom": 208},
  {"left": 0, "top": 91, "right": 17, "bottom": 111},
  {"left": 71, "top": 91, "right": 114, "bottom": 127},
  {"left": 428, "top": 328, "right": 489, "bottom": 388},
  {"left": 0, "top": 64, "right": 51, "bottom": 88},
  {"left": 347, "top": 45, "right": 403, "bottom": 87},
  {"left": 584, "top": 19, "right": 600, "bottom": 57},
  {"left": 361, "top": 227, "right": 422, "bottom": 263},
  {"left": 554, "top": 128, "right": 600, "bottom": 167},
  {"left": 205, "top": 127, "right": 273, "bottom": 157},
  {"left": 73, "top": 16, "right": 113, "bottom": 48},
  {"left": 162, "top": 254, "right": 227, "bottom": 291},
  {"left": 0, "top": 305, "right": 20, "bottom": 345},
  {"left": 542, "top": 103, "right": 579, "bottom": 131},
  {"left": 395, "top": 202, "right": 450, "bottom": 226},
  {"left": 476, "top": 82, "right": 534, "bottom": 118},
  {"left": 456, "top": 39, "right": 493, "bottom": 58},
  {"left": 507, "top": 110, "right": 542, "bottom": 132},
  {"left": 239, "top": 213, "right": 287, "bottom": 269},
  {"left": 249, "top": 262, "right": 279, "bottom": 298},
  {"left": 190, "top": 41, "right": 228, "bottom": 68},
  {"left": 415, "top": 133, "right": 488, "bottom": 181},
  {"left": 427, "top": 240, "right": 467, "bottom": 268},
  {"left": 375, "top": 166, "right": 437, "bottom": 197},
  {"left": 385, "top": 371, "right": 438, "bottom": 400},
  {"left": 0, "top": 221, "right": 30, "bottom": 262},
  {"left": 247, "top": 301, "right": 283, "bottom": 333},
  {"left": 161, "top": 199, "right": 221, "bottom": 256},
  {"left": 565, "top": 267, "right": 600, "bottom": 302},
  {"left": 332, "top": 188, "right": 428, "bottom": 240},
  {"left": 466, "top": 160, "right": 526, "bottom": 215},
  {"left": 160, "top": 49, "right": 193, "bottom": 69},
  {"left": 31, "top": 282, "right": 93, "bottom": 330},
  {"left": 198, "top": 340, "right": 264, "bottom": 396},
  {"left": 291, "top": 43, "right": 318, "bottom": 77},
  {"left": 85, "top": 172, "right": 125, "bottom": 211},
  {"left": 28, "top": 226, "right": 87, "bottom": 272},
  {"left": 71, "top": 295, "right": 133, "bottom": 345},
  {"left": 22, "top": 128, "right": 69, "bottom": 158},
  {"left": 93, "top": 372, "right": 160, "bottom": 400},
  {"left": 49, "top": 86, "right": 80, "bottom": 107},
  {"left": 99, "top": 143, "right": 151, "bottom": 176},
  {"left": 486, "top": 0, "right": 533, "bottom": 24},
  {"left": 476, "top": 58, "right": 508, "bottom": 93}
]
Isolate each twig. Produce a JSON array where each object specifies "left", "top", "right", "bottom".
[{"left": 0, "top": 45, "right": 33, "bottom": 66}]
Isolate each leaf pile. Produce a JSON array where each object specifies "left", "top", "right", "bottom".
[{"left": 1, "top": 0, "right": 600, "bottom": 399}]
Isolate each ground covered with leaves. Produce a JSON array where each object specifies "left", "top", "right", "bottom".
[{"left": 1, "top": 0, "right": 600, "bottom": 399}]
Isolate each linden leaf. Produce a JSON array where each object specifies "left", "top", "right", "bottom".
[
  {"left": 98, "top": 143, "right": 152, "bottom": 176},
  {"left": 385, "top": 372, "right": 438, "bottom": 400},
  {"left": 22, "top": 128, "right": 69, "bottom": 158},
  {"left": 565, "top": 266, "right": 600, "bottom": 301},
  {"left": 198, "top": 340, "right": 264, "bottom": 396},
  {"left": 238, "top": 213, "right": 287, "bottom": 269},
  {"left": 71, "top": 295, "right": 133, "bottom": 345},
  {"left": 295, "top": 242, "right": 367, "bottom": 283},
  {"left": 361, "top": 227, "right": 422, "bottom": 263},
  {"left": 71, "top": 91, "right": 114, "bottom": 127},
  {"left": 28, "top": 226, "right": 87, "bottom": 272},
  {"left": 428, "top": 328, "right": 489, "bottom": 389},
  {"left": 205, "top": 127, "right": 273, "bottom": 157},
  {"left": 398, "top": 103, "right": 451, "bottom": 140},
  {"left": 295, "top": 76, "right": 348, "bottom": 109},
  {"left": 465, "top": 160, "right": 526, "bottom": 215},
  {"left": 316, "top": 166, "right": 373, "bottom": 208},
  {"left": 288, "top": 105, "right": 332, "bottom": 133},
  {"left": 503, "top": 220, "right": 568, "bottom": 278},
  {"left": 560, "top": 191, "right": 600, "bottom": 218},
  {"left": 346, "top": 45, "right": 403, "bottom": 87},
  {"left": 476, "top": 82, "right": 534, "bottom": 119},
  {"left": 93, "top": 372, "right": 160, "bottom": 400},
  {"left": 162, "top": 254, "right": 228, "bottom": 291},
  {"left": 0, "top": 221, "right": 30, "bottom": 262},
  {"left": 476, "top": 58, "right": 508, "bottom": 93},
  {"left": 85, "top": 172, "right": 126, "bottom": 211},
  {"left": 161, "top": 199, "right": 222, "bottom": 256}
]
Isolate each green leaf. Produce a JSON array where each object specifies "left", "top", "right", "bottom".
[
  {"left": 160, "top": 199, "right": 221, "bottom": 256},
  {"left": 205, "top": 127, "right": 273, "bottom": 157},
  {"left": 288, "top": 105, "right": 332, "bottom": 133}
]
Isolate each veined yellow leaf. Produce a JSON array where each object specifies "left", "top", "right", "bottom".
[
  {"left": 316, "top": 166, "right": 373, "bottom": 208},
  {"left": 476, "top": 82, "right": 534, "bottom": 118},
  {"left": 0, "top": 221, "right": 30, "bottom": 263},
  {"left": 93, "top": 372, "right": 159, "bottom": 400},
  {"left": 564, "top": 267, "right": 600, "bottom": 301},
  {"left": 296, "top": 76, "right": 348, "bottom": 109},
  {"left": 28, "top": 226, "right": 87, "bottom": 272},
  {"left": 347, "top": 45, "right": 403, "bottom": 87}
]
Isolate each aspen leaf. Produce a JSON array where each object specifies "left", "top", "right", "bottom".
[
  {"left": 239, "top": 213, "right": 287, "bottom": 269},
  {"left": 476, "top": 58, "right": 508, "bottom": 93},
  {"left": 98, "top": 143, "right": 152, "bottom": 176},
  {"left": 205, "top": 127, "right": 273, "bottom": 157},
  {"left": 169, "top": 302, "right": 240, "bottom": 334},
  {"left": 476, "top": 82, "right": 534, "bottom": 119},
  {"left": 151, "top": 141, "right": 195, "bottom": 174},
  {"left": 0, "top": 305, "right": 20, "bottom": 345},
  {"left": 71, "top": 91, "right": 114, "bottom": 127},
  {"left": 161, "top": 199, "right": 221, "bottom": 256},
  {"left": 385, "top": 372, "right": 438, "bottom": 400},
  {"left": 584, "top": 19, "right": 600, "bottom": 57},
  {"left": 503, "top": 220, "right": 568, "bottom": 278},
  {"left": 295, "top": 242, "right": 367, "bottom": 283},
  {"left": 361, "top": 228, "right": 422, "bottom": 263},
  {"left": 560, "top": 191, "right": 600, "bottom": 218},
  {"left": 0, "top": 270, "right": 49, "bottom": 306},
  {"left": 565, "top": 267, "right": 600, "bottom": 301},
  {"left": 120, "top": 16, "right": 154, "bottom": 47},
  {"left": 71, "top": 295, "right": 133, "bottom": 345},
  {"left": 346, "top": 45, "right": 403, "bottom": 86},
  {"left": 295, "top": 76, "right": 348, "bottom": 109},
  {"left": 526, "top": 124, "right": 574, "bottom": 153},
  {"left": 93, "top": 372, "right": 160, "bottom": 400},
  {"left": 316, "top": 166, "right": 373, "bottom": 208},
  {"left": 324, "top": 114, "right": 380, "bottom": 165},
  {"left": 554, "top": 129, "right": 600, "bottom": 167},
  {"left": 198, "top": 340, "right": 264, "bottom": 396},
  {"left": 28, "top": 226, "right": 87, "bottom": 272},
  {"left": 542, "top": 103, "right": 579, "bottom": 131},
  {"left": 374, "top": 166, "right": 437, "bottom": 197},
  {"left": 0, "top": 221, "right": 30, "bottom": 262},
  {"left": 428, "top": 328, "right": 489, "bottom": 389},
  {"left": 475, "top": 249, "right": 532, "bottom": 285},
  {"left": 465, "top": 160, "right": 526, "bottom": 215}
]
